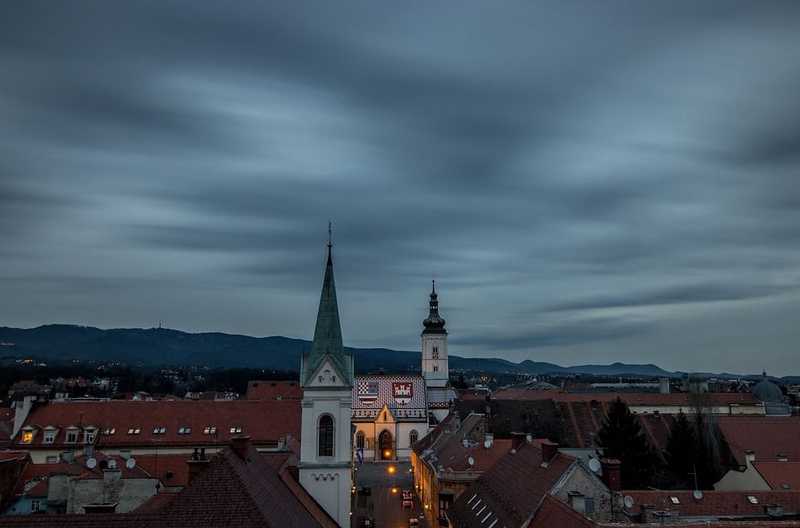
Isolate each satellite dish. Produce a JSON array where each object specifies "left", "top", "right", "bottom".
[
  {"left": 108, "top": 459, "right": 117, "bottom": 469},
  {"left": 693, "top": 489, "right": 704, "bottom": 500},
  {"left": 467, "top": 456, "right": 475, "bottom": 467},
  {"left": 86, "top": 457, "right": 97, "bottom": 469},
  {"left": 623, "top": 495, "right": 635, "bottom": 509},
  {"left": 588, "top": 458, "right": 602, "bottom": 474},
  {"left": 126, "top": 458, "right": 136, "bottom": 470}
]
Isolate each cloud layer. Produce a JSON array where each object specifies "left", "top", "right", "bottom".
[{"left": 2, "top": 1, "right": 800, "bottom": 373}]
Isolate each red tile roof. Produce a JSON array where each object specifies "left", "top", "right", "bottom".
[
  {"left": 622, "top": 490, "right": 800, "bottom": 518},
  {"left": 15, "top": 399, "right": 300, "bottom": 449},
  {"left": 134, "top": 454, "right": 192, "bottom": 488},
  {"left": 491, "top": 389, "right": 759, "bottom": 407},
  {"left": 449, "top": 442, "right": 575, "bottom": 528},
  {"left": 529, "top": 496, "right": 595, "bottom": 528},
  {"left": 0, "top": 443, "right": 328, "bottom": 528},
  {"left": 245, "top": 380, "right": 303, "bottom": 400},
  {"left": 0, "top": 451, "right": 29, "bottom": 463},
  {"left": 718, "top": 417, "right": 800, "bottom": 465},
  {"left": 755, "top": 462, "right": 800, "bottom": 490}
]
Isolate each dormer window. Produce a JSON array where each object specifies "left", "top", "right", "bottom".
[
  {"left": 670, "top": 497, "right": 680, "bottom": 505},
  {"left": 43, "top": 429, "right": 56, "bottom": 444},
  {"left": 229, "top": 426, "right": 242, "bottom": 434},
  {"left": 152, "top": 426, "right": 166, "bottom": 435},
  {"left": 84, "top": 428, "right": 97, "bottom": 444},
  {"left": 103, "top": 428, "right": 115, "bottom": 435},
  {"left": 747, "top": 495, "right": 759, "bottom": 504},
  {"left": 21, "top": 429, "right": 34, "bottom": 444},
  {"left": 178, "top": 426, "right": 191, "bottom": 435},
  {"left": 65, "top": 429, "right": 79, "bottom": 444},
  {"left": 127, "top": 427, "right": 141, "bottom": 435},
  {"left": 203, "top": 426, "right": 216, "bottom": 435}
]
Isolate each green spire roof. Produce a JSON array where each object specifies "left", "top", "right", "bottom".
[{"left": 301, "top": 240, "right": 353, "bottom": 387}]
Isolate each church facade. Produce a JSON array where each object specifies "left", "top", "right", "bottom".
[{"left": 351, "top": 282, "right": 456, "bottom": 462}]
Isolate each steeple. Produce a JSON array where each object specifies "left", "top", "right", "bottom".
[
  {"left": 422, "top": 280, "right": 447, "bottom": 335},
  {"left": 300, "top": 226, "right": 353, "bottom": 387}
]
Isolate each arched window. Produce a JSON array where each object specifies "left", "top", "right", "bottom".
[
  {"left": 356, "top": 430, "right": 365, "bottom": 449},
  {"left": 409, "top": 429, "right": 419, "bottom": 446},
  {"left": 318, "top": 415, "right": 334, "bottom": 457}
]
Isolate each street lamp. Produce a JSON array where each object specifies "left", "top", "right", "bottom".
[{"left": 387, "top": 465, "right": 396, "bottom": 475}]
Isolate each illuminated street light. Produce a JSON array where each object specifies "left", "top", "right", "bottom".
[{"left": 387, "top": 465, "right": 396, "bottom": 475}]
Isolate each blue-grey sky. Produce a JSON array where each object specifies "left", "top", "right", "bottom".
[{"left": 2, "top": 1, "right": 800, "bottom": 373}]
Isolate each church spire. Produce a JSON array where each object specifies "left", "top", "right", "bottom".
[
  {"left": 301, "top": 225, "right": 353, "bottom": 387},
  {"left": 422, "top": 280, "right": 447, "bottom": 335}
]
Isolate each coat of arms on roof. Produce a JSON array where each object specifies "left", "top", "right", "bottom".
[
  {"left": 358, "top": 380, "right": 379, "bottom": 403},
  {"left": 393, "top": 382, "right": 413, "bottom": 405}
]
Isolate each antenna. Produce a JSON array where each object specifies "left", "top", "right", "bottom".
[{"left": 327, "top": 220, "right": 332, "bottom": 248}]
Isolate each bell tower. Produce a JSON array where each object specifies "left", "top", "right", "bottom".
[
  {"left": 299, "top": 227, "right": 353, "bottom": 528},
  {"left": 421, "top": 280, "right": 448, "bottom": 389}
]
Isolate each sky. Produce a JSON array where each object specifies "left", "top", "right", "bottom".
[{"left": 2, "top": 1, "right": 800, "bottom": 374}]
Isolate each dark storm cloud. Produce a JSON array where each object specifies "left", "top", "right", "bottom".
[{"left": 2, "top": 1, "right": 800, "bottom": 373}]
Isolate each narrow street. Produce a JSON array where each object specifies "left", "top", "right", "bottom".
[{"left": 352, "top": 461, "right": 428, "bottom": 528}]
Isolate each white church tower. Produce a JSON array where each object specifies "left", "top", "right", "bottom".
[
  {"left": 421, "top": 280, "right": 448, "bottom": 388},
  {"left": 299, "top": 231, "right": 353, "bottom": 527}
]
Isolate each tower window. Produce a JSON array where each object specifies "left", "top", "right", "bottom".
[
  {"left": 318, "top": 415, "right": 334, "bottom": 457},
  {"left": 409, "top": 429, "right": 419, "bottom": 445},
  {"left": 432, "top": 346, "right": 439, "bottom": 359},
  {"left": 433, "top": 365, "right": 439, "bottom": 372}
]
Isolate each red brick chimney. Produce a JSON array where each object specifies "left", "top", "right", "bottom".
[
  {"left": 601, "top": 458, "right": 622, "bottom": 491},
  {"left": 187, "top": 447, "right": 210, "bottom": 485},
  {"left": 541, "top": 440, "right": 558, "bottom": 463},
  {"left": 231, "top": 435, "right": 252, "bottom": 459}
]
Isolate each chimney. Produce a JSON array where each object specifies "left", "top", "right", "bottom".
[
  {"left": 601, "top": 458, "right": 622, "bottom": 491},
  {"left": 84, "top": 503, "right": 118, "bottom": 514},
  {"left": 231, "top": 435, "right": 251, "bottom": 459},
  {"left": 541, "top": 440, "right": 558, "bottom": 463},
  {"left": 187, "top": 447, "right": 210, "bottom": 485}
]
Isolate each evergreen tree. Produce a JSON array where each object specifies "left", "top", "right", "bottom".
[
  {"left": 665, "top": 411, "right": 695, "bottom": 483},
  {"left": 597, "top": 397, "right": 657, "bottom": 488}
]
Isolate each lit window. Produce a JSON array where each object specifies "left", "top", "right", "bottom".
[
  {"left": 152, "top": 426, "right": 166, "bottom": 435},
  {"left": 204, "top": 426, "right": 217, "bottom": 435},
  {"left": 230, "top": 426, "right": 242, "bottom": 434},
  {"left": 65, "top": 430, "right": 78, "bottom": 443},
  {"left": 178, "top": 426, "right": 192, "bottom": 435},
  {"left": 747, "top": 496, "right": 759, "bottom": 504},
  {"left": 433, "top": 365, "right": 439, "bottom": 372},
  {"left": 103, "top": 428, "right": 115, "bottom": 435},
  {"left": 21, "top": 431, "right": 34, "bottom": 444},
  {"left": 127, "top": 427, "right": 141, "bottom": 435},
  {"left": 670, "top": 497, "right": 680, "bottom": 505}
]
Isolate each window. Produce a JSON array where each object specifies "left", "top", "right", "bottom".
[
  {"left": 670, "top": 496, "right": 680, "bottom": 505},
  {"left": 230, "top": 426, "right": 242, "bottom": 434},
  {"left": 432, "top": 346, "right": 439, "bottom": 359},
  {"left": 178, "top": 426, "right": 191, "bottom": 435},
  {"left": 409, "top": 430, "right": 419, "bottom": 445},
  {"left": 152, "top": 426, "right": 166, "bottom": 435},
  {"left": 31, "top": 500, "right": 40, "bottom": 513},
  {"left": 84, "top": 429, "right": 96, "bottom": 444},
  {"left": 43, "top": 430, "right": 56, "bottom": 444},
  {"left": 127, "top": 428, "right": 141, "bottom": 435},
  {"left": 103, "top": 428, "right": 115, "bottom": 435},
  {"left": 585, "top": 497, "right": 595, "bottom": 514},
  {"left": 21, "top": 430, "right": 34, "bottom": 444},
  {"left": 65, "top": 430, "right": 79, "bottom": 443},
  {"left": 204, "top": 426, "right": 217, "bottom": 435},
  {"left": 318, "top": 415, "right": 334, "bottom": 457},
  {"left": 747, "top": 496, "right": 759, "bottom": 504},
  {"left": 356, "top": 431, "right": 365, "bottom": 449}
]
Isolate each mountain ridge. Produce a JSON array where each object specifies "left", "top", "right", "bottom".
[{"left": 0, "top": 324, "right": 783, "bottom": 379}]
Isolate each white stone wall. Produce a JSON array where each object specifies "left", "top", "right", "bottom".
[{"left": 422, "top": 333, "right": 448, "bottom": 388}]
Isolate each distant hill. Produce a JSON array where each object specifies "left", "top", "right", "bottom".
[{"left": 0, "top": 324, "right": 780, "bottom": 379}]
